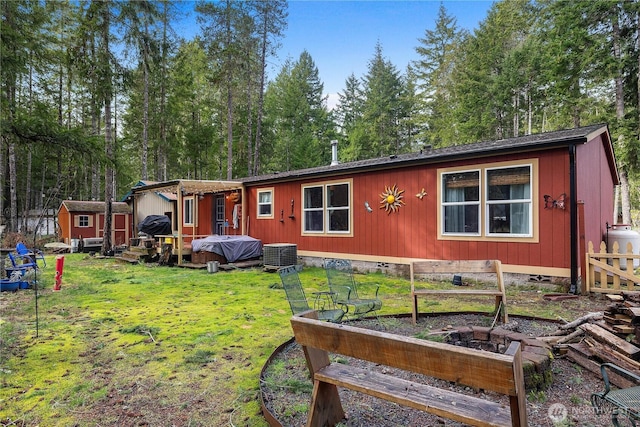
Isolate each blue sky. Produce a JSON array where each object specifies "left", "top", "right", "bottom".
[{"left": 175, "top": 1, "right": 495, "bottom": 108}]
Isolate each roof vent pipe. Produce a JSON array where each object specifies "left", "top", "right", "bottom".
[{"left": 330, "top": 140, "right": 339, "bottom": 166}]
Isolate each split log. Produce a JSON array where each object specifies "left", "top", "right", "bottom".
[
  {"left": 623, "top": 306, "right": 640, "bottom": 325},
  {"left": 555, "top": 328, "right": 585, "bottom": 345},
  {"left": 584, "top": 338, "right": 640, "bottom": 389},
  {"left": 559, "top": 312, "right": 603, "bottom": 330},
  {"left": 537, "top": 336, "right": 562, "bottom": 345},
  {"left": 622, "top": 291, "right": 640, "bottom": 303},
  {"left": 581, "top": 323, "right": 640, "bottom": 360},
  {"left": 570, "top": 342, "right": 636, "bottom": 389}
]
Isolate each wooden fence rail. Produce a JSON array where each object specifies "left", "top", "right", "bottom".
[{"left": 585, "top": 241, "right": 640, "bottom": 294}]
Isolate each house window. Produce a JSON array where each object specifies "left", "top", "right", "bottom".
[
  {"left": 79, "top": 215, "right": 90, "bottom": 227},
  {"left": 184, "top": 197, "right": 194, "bottom": 225},
  {"left": 302, "top": 180, "right": 352, "bottom": 235},
  {"left": 257, "top": 189, "right": 273, "bottom": 218},
  {"left": 303, "top": 186, "right": 324, "bottom": 232},
  {"left": 442, "top": 170, "right": 480, "bottom": 235},
  {"left": 439, "top": 160, "right": 537, "bottom": 241},
  {"left": 486, "top": 165, "right": 532, "bottom": 236}
]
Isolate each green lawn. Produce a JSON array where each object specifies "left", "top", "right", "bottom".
[{"left": 0, "top": 254, "right": 600, "bottom": 426}]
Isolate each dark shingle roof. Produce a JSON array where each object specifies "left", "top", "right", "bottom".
[
  {"left": 60, "top": 200, "right": 131, "bottom": 214},
  {"left": 242, "top": 124, "right": 610, "bottom": 185}
]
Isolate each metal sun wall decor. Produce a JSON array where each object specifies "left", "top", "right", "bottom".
[
  {"left": 380, "top": 184, "right": 405, "bottom": 214},
  {"left": 544, "top": 193, "right": 566, "bottom": 209}
]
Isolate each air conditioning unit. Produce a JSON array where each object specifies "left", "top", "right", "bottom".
[{"left": 263, "top": 243, "right": 297, "bottom": 267}]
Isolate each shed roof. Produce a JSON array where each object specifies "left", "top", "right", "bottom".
[
  {"left": 60, "top": 200, "right": 132, "bottom": 214},
  {"left": 130, "top": 179, "right": 243, "bottom": 196},
  {"left": 242, "top": 124, "right": 618, "bottom": 185}
]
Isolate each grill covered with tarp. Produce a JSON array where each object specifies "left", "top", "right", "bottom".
[{"left": 138, "top": 215, "right": 172, "bottom": 236}]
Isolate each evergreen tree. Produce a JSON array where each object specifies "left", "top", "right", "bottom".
[
  {"left": 120, "top": 0, "right": 162, "bottom": 180},
  {"left": 263, "top": 51, "right": 333, "bottom": 171},
  {"left": 248, "top": 0, "right": 287, "bottom": 176},
  {"left": 334, "top": 73, "right": 364, "bottom": 162},
  {"left": 359, "top": 42, "right": 407, "bottom": 157}
]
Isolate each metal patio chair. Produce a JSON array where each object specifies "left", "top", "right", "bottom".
[
  {"left": 592, "top": 363, "right": 640, "bottom": 427},
  {"left": 278, "top": 265, "right": 344, "bottom": 323},
  {"left": 323, "top": 258, "right": 382, "bottom": 318}
]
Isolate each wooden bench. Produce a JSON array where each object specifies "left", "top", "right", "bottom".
[
  {"left": 411, "top": 259, "right": 508, "bottom": 325},
  {"left": 291, "top": 311, "right": 528, "bottom": 427}
]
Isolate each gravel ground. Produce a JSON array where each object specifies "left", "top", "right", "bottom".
[{"left": 262, "top": 314, "right": 612, "bottom": 427}]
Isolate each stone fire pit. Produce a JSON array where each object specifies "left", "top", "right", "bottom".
[{"left": 441, "top": 324, "right": 554, "bottom": 391}]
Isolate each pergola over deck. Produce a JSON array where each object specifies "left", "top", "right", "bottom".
[{"left": 130, "top": 179, "right": 245, "bottom": 265}]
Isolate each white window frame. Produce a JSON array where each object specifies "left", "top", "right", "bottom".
[
  {"left": 438, "top": 159, "right": 539, "bottom": 243},
  {"left": 302, "top": 179, "right": 352, "bottom": 236},
  {"left": 257, "top": 188, "right": 274, "bottom": 219},
  {"left": 79, "top": 215, "right": 90, "bottom": 227},
  {"left": 441, "top": 169, "right": 481, "bottom": 237},
  {"left": 183, "top": 197, "right": 194, "bottom": 226},
  {"left": 485, "top": 164, "right": 533, "bottom": 238}
]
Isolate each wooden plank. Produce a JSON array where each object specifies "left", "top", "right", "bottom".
[
  {"left": 505, "top": 341, "right": 528, "bottom": 427},
  {"left": 589, "top": 258, "right": 640, "bottom": 284},
  {"left": 315, "top": 364, "right": 513, "bottom": 427},
  {"left": 581, "top": 323, "right": 640, "bottom": 360},
  {"left": 410, "top": 259, "right": 507, "bottom": 324},
  {"left": 413, "top": 290, "right": 504, "bottom": 296},
  {"left": 613, "top": 325, "right": 636, "bottom": 335},
  {"left": 412, "top": 259, "right": 498, "bottom": 274},
  {"left": 624, "top": 307, "right": 640, "bottom": 325},
  {"left": 291, "top": 315, "right": 517, "bottom": 396},
  {"left": 604, "top": 314, "right": 631, "bottom": 325}
]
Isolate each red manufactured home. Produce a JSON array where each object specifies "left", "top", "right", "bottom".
[
  {"left": 241, "top": 124, "right": 619, "bottom": 289},
  {"left": 57, "top": 200, "right": 133, "bottom": 247}
]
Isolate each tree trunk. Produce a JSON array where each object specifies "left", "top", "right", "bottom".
[
  {"left": 21, "top": 148, "right": 32, "bottom": 233},
  {"left": 102, "top": 2, "right": 113, "bottom": 255},
  {"left": 619, "top": 169, "right": 632, "bottom": 225},
  {"left": 159, "top": 1, "right": 169, "bottom": 182},
  {"left": 246, "top": 77, "right": 254, "bottom": 176},
  {"left": 0, "top": 134, "right": 5, "bottom": 231},
  {"left": 612, "top": 8, "right": 631, "bottom": 225},
  {"left": 8, "top": 142, "right": 18, "bottom": 232},
  {"left": 226, "top": 82, "right": 233, "bottom": 180},
  {"left": 141, "top": 20, "right": 149, "bottom": 180},
  {"left": 253, "top": 15, "right": 269, "bottom": 176}
]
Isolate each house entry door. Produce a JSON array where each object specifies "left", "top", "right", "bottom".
[{"left": 214, "top": 196, "right": 225, "bottom": 235}]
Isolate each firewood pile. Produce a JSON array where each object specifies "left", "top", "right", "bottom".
[{"left": 540, "top": 292, "right": 640, "bottom": 388}]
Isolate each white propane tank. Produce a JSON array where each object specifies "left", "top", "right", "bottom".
[{"left": 607, "top": 224, "right": 640, "bottom": 269}]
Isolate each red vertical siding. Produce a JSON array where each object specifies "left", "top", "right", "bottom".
[
  {"left": 576, "top": 134, "right": 616, "bottom": 250},
  {"left": 245, "top": 139, "right": 613, "bottom": 275}
]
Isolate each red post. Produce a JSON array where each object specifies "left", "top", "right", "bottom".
[{"left": 54, "top": 255, "right": 65, "bottom": 291}]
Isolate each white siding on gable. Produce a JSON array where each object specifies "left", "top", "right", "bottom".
[{"left": 135, "top": 192, "right": 175, "bottom": 231}]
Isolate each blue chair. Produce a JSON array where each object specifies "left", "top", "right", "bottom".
[
  {"left": 7, "top": 252, "right": 37, "bottom": 272},
  {"left": 6, "top": 254, "right": 35, "bottom": 288},
  {"left": 16, "top": 242, "right": 46, "bottom": 268}
]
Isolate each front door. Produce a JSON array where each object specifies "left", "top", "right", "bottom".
[{"left": 214, "top": 196, "right": 225, "bottom": 235}]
